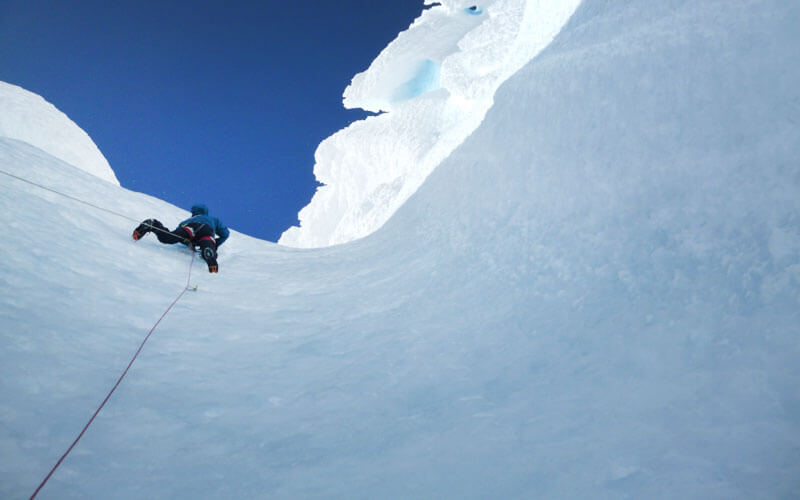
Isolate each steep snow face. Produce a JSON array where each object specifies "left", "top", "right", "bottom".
[
  {"left": 0, "top": 81, "right": 118, "bottom": 185},
  {"left": 279, "top": 0, "right": 581, "bottom": 248},
  {"left": 2, "top": 0, "right": 800, "bottom": 498}
]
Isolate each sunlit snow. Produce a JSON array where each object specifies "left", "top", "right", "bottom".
[
  {"left": 0, "top": 82, "right": 117, "bottom": 185},
  {"left": 279, "top": 0, "right": 581, "bottom": 248}
]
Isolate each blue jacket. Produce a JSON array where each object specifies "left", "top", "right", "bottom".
[{"left": 179, "top": 204, "right": 230, "bottom": 246}]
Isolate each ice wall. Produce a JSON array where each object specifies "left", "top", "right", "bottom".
[
  {"left": 279, "top": 0, "right": 581, "bottom": 247},
  {"left": 0, "top": 81, "right": 118, "bottom": 185},
  {"left": 2, "top": 0, "right": 799, "bottom": 498}
]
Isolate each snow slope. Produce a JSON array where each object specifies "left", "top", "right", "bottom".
[
  {"left": 0, "top": 82, "right": 118, "bottom": 185},
  {"left": 279, "top": 0, "right": 581, "bottom": 248},
  {"left": 2, "top": 0, "right": 800, "bottom": 498}
]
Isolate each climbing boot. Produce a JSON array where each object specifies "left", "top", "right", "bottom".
[
  {"left": 202, "top": 247, "right": 218, "bottom": 273},
  {"left": 132, "top": 219, "right": 159, "bottom": 240}
]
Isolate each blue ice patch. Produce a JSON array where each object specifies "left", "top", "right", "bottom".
[
  {"left": 465, "top": 6, "right": 483, "bottom": 15},
  {"left": 392, "top": 59, "right": 441, "bottom": 102}
]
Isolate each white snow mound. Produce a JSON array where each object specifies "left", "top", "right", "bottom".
[{"left": 0, "top": 81, "right": 118, "bottom": 185}]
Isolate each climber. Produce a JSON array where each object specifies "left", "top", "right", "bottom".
[{"left": 132, "top": 204, "right": 229, "bottom": 273}]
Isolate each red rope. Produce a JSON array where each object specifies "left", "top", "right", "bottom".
[{"left": 31, "top": 252, "right": 196, "bottom": 499}]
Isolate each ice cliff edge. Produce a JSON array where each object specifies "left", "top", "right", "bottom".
[{"left": 279, "top": 0, "right": 581, "bottom": 248}]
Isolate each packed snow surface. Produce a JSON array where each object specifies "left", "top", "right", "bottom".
[
  {"left": 2, "top": 0, "right": 800, "bottom": 498},
  {"left": 279, "top": 0, "right": 581, "bottom": 248},
  {"left": 0, "top": 82, "right": 118, "bottom": 185}
]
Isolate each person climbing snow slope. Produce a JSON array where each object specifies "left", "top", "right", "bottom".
[{"left": 132, "top": 204, "right": 229, "bottom": 273}]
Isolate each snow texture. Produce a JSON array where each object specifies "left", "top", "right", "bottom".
[
  {"left": 2, "top": 0, "right": 800, "bottom": 498},
  {"left": 279, "top": 0, "right": 581, "bottom": 248},
  {"left": 0, "top": 82, "right": 118, "bottom": 185}
]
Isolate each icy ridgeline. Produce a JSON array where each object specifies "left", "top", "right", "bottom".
[
  {"left": 2, "top": 0, "right": 800, "bottom": 498},
  {"left": 279, "top": 0, "right": 581, "bottom": 248},
  {"left": 0, "top": 81, "right": 118, "bottom": 185}
]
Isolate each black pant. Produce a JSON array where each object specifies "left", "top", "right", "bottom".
[{"left": 149, "top": 220, "right": 217, "bottom": 262}]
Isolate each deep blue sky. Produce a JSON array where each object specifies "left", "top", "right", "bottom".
[{"left": 0, "top": 0, "right": 425, "bottom": 241}]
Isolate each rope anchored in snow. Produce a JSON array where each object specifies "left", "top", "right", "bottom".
[
  {"left": 0, "top": 169, "right": 199, "bottom": 497},
  {"left": 29, "top": 252, "right": 196, "bottom": 499}
]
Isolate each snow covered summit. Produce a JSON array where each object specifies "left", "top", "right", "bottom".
[{"left": 0, "top": 81, "right": 118, "bottom": 184}]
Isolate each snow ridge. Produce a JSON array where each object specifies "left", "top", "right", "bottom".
[{"left": 0, "top": 81, "right": 118, "bottom": 185}]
